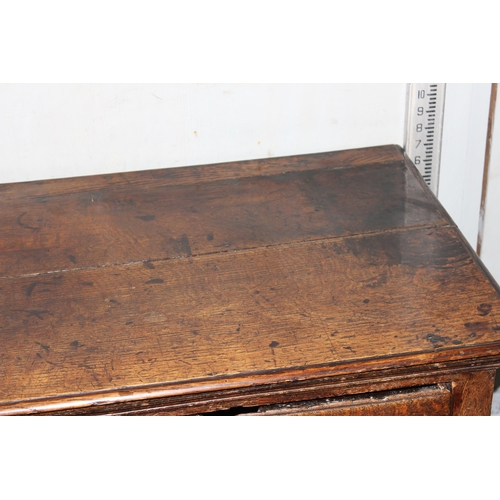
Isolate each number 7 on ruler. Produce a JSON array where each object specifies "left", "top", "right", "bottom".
[{"left": 405, "top": 84, "right": 446, "bottom": 195}]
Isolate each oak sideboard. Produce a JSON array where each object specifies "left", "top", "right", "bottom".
[{"left": 1, "top": 145, "right": 499, "bottom": 415}]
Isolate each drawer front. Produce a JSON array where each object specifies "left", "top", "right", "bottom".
[{"left": 245, "top": 384, "right": 452, "bottom": 416}]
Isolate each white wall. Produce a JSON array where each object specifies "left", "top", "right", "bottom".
[
  {"left": 438, "top": 83, "right": 492, "bottom": 248},
  {"left": 0, "top": 84, "right": 407, "bottom": 184},
  {"left": 480, "top": 93, "right": 500, "bottom": 285}
]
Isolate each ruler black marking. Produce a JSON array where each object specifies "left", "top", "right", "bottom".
[{"left": 405, "top": 84, "right": 446, "bottom": 195}]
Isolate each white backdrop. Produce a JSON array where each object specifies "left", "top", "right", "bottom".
[
  {"left": 481, "top": 93, "right": 500, "bottom": 283},
  {"left": 0, "top": 83, "right": 406, "bottom": 183},
  {"left": 439, "top": 84, "right": 492, "bottom": 248}
]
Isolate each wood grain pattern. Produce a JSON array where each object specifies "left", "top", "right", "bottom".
[
  {"left": 1, "top": 225, "right": 500, "bottom": 412},
  {"left": 451, "top": 370, "right": 496, "bottom": 416},
  {"left": 1, "top": 144, "right": 500, "bottom": 415},
  {"left": 0, "top": 159, "right": 444, "bottom": 278},
  {"left": 0, "top": 145, "right": 403, "bottom": 201}
]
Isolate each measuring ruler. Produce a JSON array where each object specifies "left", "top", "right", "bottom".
[{"left": 405, "top": 84, "right": 446, "bottom": 194}]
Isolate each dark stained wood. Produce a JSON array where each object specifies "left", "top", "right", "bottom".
[
  {"left": 247, "top": 385, "right": 452, "bottom": 416},
  {"left": 451, "top": 370, "right": 496, "bottom": 416},
  {"left": 403, "top": 150, "right": 500, "bottom": 294},
  {"left": 0, "top": 158, "right": 444, "bottom": 278},
  {"left": 0, "top": 145, "right": 403, "bottom": 202},
  {"left": 1, "top": 144, "right": 500, "bottom": 415}
]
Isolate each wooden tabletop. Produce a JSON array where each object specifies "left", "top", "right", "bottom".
[{"left": 1, "top": 144, "right": 500, "bottom": 414}]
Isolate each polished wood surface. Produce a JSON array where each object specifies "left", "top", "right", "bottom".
[
  {"left": 0, "top": 153, "right": 443, "bottom": 278},
  {"left": 1, "top": 145, "right": 499, "bottom": 415}
]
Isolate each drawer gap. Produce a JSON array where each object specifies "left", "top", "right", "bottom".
[{"left": 197, "top": 383, "right": 451, "bottom": 416}]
